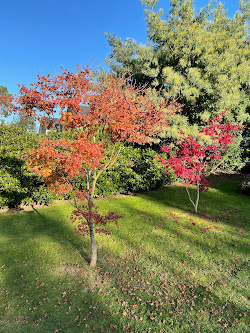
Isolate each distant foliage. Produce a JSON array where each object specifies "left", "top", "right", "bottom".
[
  {"left": 13, "top": 112, "right": 37, "bottom": 132},
  {"left": 0, "top": 86, "right": 12, "bottom": 117}
]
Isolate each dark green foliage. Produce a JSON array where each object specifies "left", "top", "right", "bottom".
[
  {"left": 0, "top": 156, "right": 55, "bottom": 208},
  {"left": 0, "top": 156, "right": 39, "bottom": 208},
  {"left": 0, "top": 122, "right": 37, "bottom": 156},
  {"left": 95, "top": 145, "right": 175, "bottom": 196},
  {"left": 0, "top": 123, "right": 55, "bottom": 209}
]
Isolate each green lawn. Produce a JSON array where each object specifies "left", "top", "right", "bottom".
[{"left": 0, "top": 175, "right": 249, "bottom": 332}]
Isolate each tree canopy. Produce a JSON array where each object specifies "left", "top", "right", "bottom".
[
  {"left": 0, "top": 86, "right": 11, "bottom": 117},
  {"left": 160, "top": 110, "right": 244, "bottom": 212},
  {"left": 10, "top": 66, "right": 174, "bottom": 266},
  {"left": 12, "top": 113, "right": 37, "bottom": 132},
  {"left": 106, "top": 0, "right": 249, "bottom": 125}
]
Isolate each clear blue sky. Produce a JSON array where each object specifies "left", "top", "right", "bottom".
[{"left": 0, "top": 0, "right": 241, "bottom": 97}]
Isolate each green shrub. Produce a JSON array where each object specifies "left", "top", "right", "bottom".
[
  {"left": 0, "top": 123, "right": 56, "bottom": 209},
  {"left": 95, "top": 145, "right": 175, "bottom": 196},
  {"left": 0, "top": 123, "right": 37, "bottom": 156}
]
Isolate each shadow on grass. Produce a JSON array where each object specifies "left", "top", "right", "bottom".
[
  {"left": 93, "top": 175, "right": 249, "bottom": 273},
  {"left": 109, "top": 196, "right": 247, "bottom": 263},
  {"left": 142, "top": 182, "right": 248, "bottom": 213},
  {"left": 1, "top": 206, "right": 89, "bottom": 260},
  {"left": 100, "top": 200, "right": 249, "bottom": 328},
  {"left": 0, "top": 206, "right": 123, "bottom": 332},
  {"left": 0, "top": 175, "right": 249, "bottom": 331}
]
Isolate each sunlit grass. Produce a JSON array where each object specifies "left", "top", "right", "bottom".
[{"left": 0, "top": 175, "right": 249, "bottom": 332}]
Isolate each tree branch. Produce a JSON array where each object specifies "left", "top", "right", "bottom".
[{"left": 186, "top": 186, "right": 195, "bottom": 209}]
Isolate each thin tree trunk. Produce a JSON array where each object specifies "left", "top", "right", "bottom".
[
  {"left": 209, "top": 153, "right": 229, "bottom": 175},
  {"left": 194, "top": 181, "right": 200, "bottom": 213},
  {"left": 186, "top": 181, "right": 200, "bottom": 213},
  {"left": 186, "top": 186, "right": 195, "bottom": 212},
  {"left": 88, "top": 197, "right": 98, "bottom": 266},
  {"left": 86, "top": 170, "right": 98, "bottom": 266},
  {"left": 89, "top": 221, "right": 97, "bottom": 266},
  {"left": 86, "top": 145, "right": 121, "bottom": 266}
]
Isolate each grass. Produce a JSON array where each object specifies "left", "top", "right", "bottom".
[{"left": 0, "top": 174, "right": 249, "bottom": 332}]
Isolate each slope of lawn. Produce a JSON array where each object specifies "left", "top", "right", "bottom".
[{"left": 0, "top": 174, "right": 249, "bottom": 332}]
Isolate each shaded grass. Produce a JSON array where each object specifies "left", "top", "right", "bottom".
[{"left": 0, "top": 175, "right": 249, "bottom": 332}]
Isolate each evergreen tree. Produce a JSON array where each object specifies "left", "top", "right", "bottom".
[
  {"left": 106, "top": 0, "right": 249, "bottom": 124},
  {"left": 13, "top": 112, "right": 37, "bottom": 132},
  {"left": 0, "top": 86, "right": 11, "bottom": 117},
  {"left": 106, "top": 0, "right": 249, "bottom": 170}
]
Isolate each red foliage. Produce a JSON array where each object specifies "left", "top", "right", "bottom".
[
  {"left": 161, "top": 111, "right": 243, "bottom": 191},
  {"left": 160, "top": 111, "right": 243, "bottom": 212},
  {"left": 22, "top": 67, "right": 173, "bottom": 198},
  {"left": 0, "top": 92, "right": 13, "bottom": 116},
  {"left": 12, "top": 67, "right": 171, "bottom": 144},
  {"left": 27, "top": 138, "right": 103, "bottom": 191},
  {"left": 85, "top": 75, "right": 169, "bottom": 145},
  {"left": 13, "top": 66, "right": 90, "bottom": 126},
  {"left": 70, "top": 202, "right": 122, "bottom": 236},
  {"left": 11, "top": 66, "right": 177, "bottom": 264}
]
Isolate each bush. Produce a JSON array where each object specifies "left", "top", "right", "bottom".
[
  {"left": 0, "top": 123, "right": 56, "bottom": 209},
  {"left": 0, "top": 156, "right": 56, "bottom": 208},
  {"left": 95, "top": 145, "right": 175, "bottom": 196}
]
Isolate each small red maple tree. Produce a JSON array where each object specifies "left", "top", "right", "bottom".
[
  {"left": 11, "top": 66, "right": 175, "bottom": 266},
  {"left": 160, "top": 111, "right": 243, "bottom": 213}
]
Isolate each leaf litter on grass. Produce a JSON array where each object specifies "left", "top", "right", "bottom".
[{"left": 0, "top": 183, "right": 249, "bottom": 332}]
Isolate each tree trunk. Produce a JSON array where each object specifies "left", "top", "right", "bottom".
[
  {"left": 194, "top": 181, "right": 200, "bottom": 213},
  {"left": 86, "top": 171, "right": 98, "bottom": 266},
  {"left": 186, "top": 182, "right": 200, "bottom": 213},
  {"left": 89, "top": 222, "right": 97, "bottom": 266}
]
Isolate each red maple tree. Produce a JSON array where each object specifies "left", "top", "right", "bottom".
[
  {"left": 160, "top": 111, "right": 243, "bottom": 213},
  {"left": 11, "top": 66, "right": 175, "bottom": 266}
]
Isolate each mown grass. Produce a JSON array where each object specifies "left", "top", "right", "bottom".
[{"left": 0, "top": 175, "right": 249, "bottom": 332}]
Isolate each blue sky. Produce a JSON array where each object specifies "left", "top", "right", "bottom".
[{"left": 1, "top": 0, "right": 241, "bottom": 97}]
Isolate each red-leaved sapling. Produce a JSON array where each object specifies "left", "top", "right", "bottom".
[{"left": 160, "top": 111, "right": 243, "bottom": 213}]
